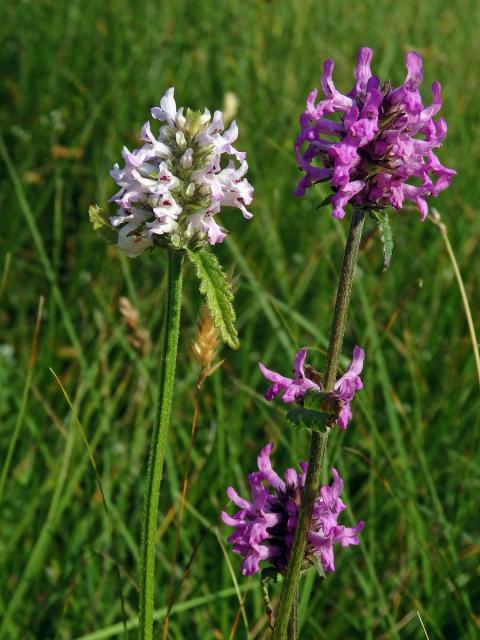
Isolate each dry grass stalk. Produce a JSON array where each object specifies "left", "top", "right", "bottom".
[{"left": 118, "top": 296, "right": 151, "bottom": 356}]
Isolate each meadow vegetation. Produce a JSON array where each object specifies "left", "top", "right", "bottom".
[{"left": 1, "top": 1, "right": 479, "bottom": 638}]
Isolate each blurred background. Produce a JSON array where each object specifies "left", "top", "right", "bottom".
[{"left": 1, "top": 0, "right": 479, "bottom": 638}]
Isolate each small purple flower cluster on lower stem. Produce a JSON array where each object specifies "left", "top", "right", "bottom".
[
  {"left": 295, "top": 48, "right": 455, "bottom": 219},
  {"left": 259, "top": 345, "right": 365, "bottom": 429},
  {"left": 221, "top": 444, "right": 364, "bottom": 576}
]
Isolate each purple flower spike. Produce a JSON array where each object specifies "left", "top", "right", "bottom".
[
  {"left": 221, "top": 444, "right": 364, "bottom": 576},
  {"left": 259, "top": 346, "right": 365, "bottom": 429},
  {"left": 296, "top": 47, "right": 456, "bottom": 220}
]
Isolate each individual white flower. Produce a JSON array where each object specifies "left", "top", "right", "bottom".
[
  {"left": 114, "top": 207, "right": 154, "bottom": 257},
  {"left": 186, "top": 212, "right": 227, "bottom": 245}
]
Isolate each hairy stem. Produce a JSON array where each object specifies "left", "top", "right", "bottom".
[
  {"left": 272, "top": 209, "right": 366, "bottom": 640},
  {"left": 139, "top": 250, "right": 184, "bottom": 640},
  {"left": 287, "top": 588, "right": 298, "bottom": 640},
  {"left": 162, "top": 372, "right": 203, "bottom": 639}
]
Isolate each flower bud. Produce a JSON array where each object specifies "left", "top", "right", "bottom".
[
  {"left": 175, "top": 112, "right": 186, "bottom": 130},
  {"left": 175, "top": 131, "right": 187, "bottom": 152},
  {"left": 180, "top": 148, "right": 193, "bottom": 169},
  {"left": 199, "top": 108, "right": 211, "bottom": 126}
]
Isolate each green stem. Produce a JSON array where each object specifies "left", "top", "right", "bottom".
[
  {"left": 139, "top": 250, "right": 184, "bottom": 640},
  {"left": 286, "top": 588, "right": 298, "bottom": 640},
  {"left": 272, "top": 209, "right": 366, "bottom": 640}
]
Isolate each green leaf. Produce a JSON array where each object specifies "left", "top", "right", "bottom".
[
  {"left": 286, "top": 390, "right": 339, "bottom": 432},
  {"left": 315, "top": 194, "right": 333, "bottom": 209},
  {"left": 311, "top": 556, "right": 326, "bottom": 580},
  {"left": 186, "top": 248, "right": 239, "bottom": 350},
  {"left": 88, "top": 205, "right": 117, "bottom": 244},
  {"left": 286, "top": 407, "right": 331, "bottom": 432},
  {"left": 373, "top": 210, "right": 394, "bottom": 271},
  {"left": 261, "top": 567, "right": 281, "bottom": 584},
  {"left": 303, "top": 389, "right": 339, "bottom": 414}
]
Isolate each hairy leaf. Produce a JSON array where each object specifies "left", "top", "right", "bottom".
[
  {"left": 374, "top": 210, "right": 394, "bottom": 270},
  {"left": 303, "top": 389, "right": 340, "bottom": 414},
  {"left": 286, "top": 407, "right": 331, "bottom": 432},
  {"left": 186, "top": 248, "right": 239, "bottom": 350}
]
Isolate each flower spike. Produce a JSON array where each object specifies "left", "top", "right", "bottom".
[
  {"left": 102, "top": 87, "right": 253, "bottom": 257},
  {"left": 295, "top": 48, "right": 456, "bottom": 220}
]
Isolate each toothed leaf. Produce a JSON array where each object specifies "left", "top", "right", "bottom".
[
  {"left": 186, "top": 248, "right": 239, "bottom": 350},
  {"left": 286, "top": 407, "right": 331, "bottom": 433}
]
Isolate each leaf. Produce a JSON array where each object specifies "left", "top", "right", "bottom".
[
  {"left": 373, "top": 210, "right": 394, "bottom": 270},
  {"left": 311, "top": 556, "right": 326, "bottom": 580},
  {"left": 287, "top": 390, "right": 339, "bottom": 433},
  {"left": 286, "top": 407, "right": 331, "bottom": 433},
  {"left": 303, "top": 389, "right": 340, "bottom": 414},
  {"left": 315, "top": 193, "right": 333, "bottom": 209},
  {"left": 186, "top": 248, "right": 239, "bottom": 350},
  {"left": 88, "top": 205, "right": 117, "bottom": 244},
  {"left": 261, "top": 567, "right": 281, "bottom": 584}
]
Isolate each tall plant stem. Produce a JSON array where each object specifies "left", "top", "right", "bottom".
[
  {"left": 272, "top": 209, "right": 366, "bottom": 640},
  {"left": 139, "top": 250, "right": 184, "bottom": 640},
  {"left": 162, "top": 372, "right": 203, "bottom": 640},
  {"left": 287, "top": 588, "right": 298, "bottom": 640}
]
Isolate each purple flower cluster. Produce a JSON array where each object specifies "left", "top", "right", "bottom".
[
  {"left": 259, "top": 346, "right": 364, "bottom": 429},
  {"left": 221, "top": 444, "right": 364, "bottom": 576},
  {"left": 109, "top": 88, "right": 253, "bottom": 256},
  {"left": 295, "top": 48, "right": 456, "bottom": 220}
]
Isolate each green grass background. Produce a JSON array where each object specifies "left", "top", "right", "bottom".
[{"left": 1, "top": 0, "right": 479, "bottom": 638}]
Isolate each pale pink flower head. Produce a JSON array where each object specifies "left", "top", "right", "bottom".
[{"left": 106, "top": 88, "right": 253, "bottom": 257}]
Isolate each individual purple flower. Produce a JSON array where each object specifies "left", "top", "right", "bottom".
[
  {"left": 221, "top": 444, "right": 364, "bottom": 576},
  {"left": 295, "top": 48, "right": 456, "bottom": 220},
  {"left": 105, "top": 88, "right": 253, "bottom": 257},
  {"left": 259, "top": 346, "right": 365, "bottom": 429},
  {"left": 334, "top": 345, "right": 365, "bottom": 428},
  {"left": 258, "top": 348, "right": 320, "bottom": 403}
]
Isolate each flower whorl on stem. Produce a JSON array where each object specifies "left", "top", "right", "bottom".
[
  {"left": 221, "top": 444, "right": 364, "bottom": 576},
  {"left": 259, "top": 346, "right": 365, "bottom": 429}
]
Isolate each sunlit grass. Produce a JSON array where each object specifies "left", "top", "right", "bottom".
[{"left": 1, "top": 0, "right": 479, "bottom": 638}]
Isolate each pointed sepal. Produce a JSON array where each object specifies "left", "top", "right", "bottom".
[
  {"left": 372, "top": 210, "right": 394, "bottom": 271},
  {"left": 89, "top": 205, "right": 117, "bottom": 244}
]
